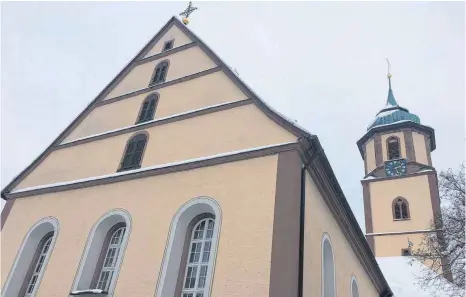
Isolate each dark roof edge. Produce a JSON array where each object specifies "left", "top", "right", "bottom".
[
  {"left": 0, "top": 17, "right": 181, "bottom": 197},
  {"left": 357, "top": 121, "right": 436, "bottom": 158},
  {"left": 170, "top": 17, "right": 313, "bottom": 139},
  {"left": 301, "top": 136, "right": 393, "bottom": 296}
]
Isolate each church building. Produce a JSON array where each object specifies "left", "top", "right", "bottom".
[{"left": 1, "top": 12, "right": 446, "bottom": 297}]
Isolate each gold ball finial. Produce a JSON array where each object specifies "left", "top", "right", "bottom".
[
  {"left": 387, "top": 73, "right": 392, "bottom": 79},
  {"left": 182, "top": 17, "right": 189, "bottom": 25}
]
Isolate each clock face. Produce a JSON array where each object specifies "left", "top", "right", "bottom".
[{"left": 385, "top": 159, "right": 407, "bottom": 176}]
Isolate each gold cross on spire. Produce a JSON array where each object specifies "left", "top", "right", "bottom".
[{"left": 179, "top": 1, "right": 198, "bottom": 25}]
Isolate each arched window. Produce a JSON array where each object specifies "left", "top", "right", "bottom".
[
  {"left": 71, "top": 209, "right": 131, "bottom": 296},
  {"left": 2, "top": 217, "right": 59, "bottom": 297},
  {"left": 150, "top": 60, "right": 169, "bottom": 85},
  {"left": 23, "top": 233, "right": 54, "bottom": 297},
  {"left": 351, "top": 276, "right": 359, "bottom": 297},
  {"left": 155, "top": 197, "right": 221, "bottom": 297},
  {"left": 322, "top": 233, "right": 336, "bottom": 297},
  {"left": 181, "top": 217, "right": 215, "bottom": 297},
  {"left": 136, "top": 94, "right": 158, "bottom": 124},
  {"left": 118, "top": 133, "right": 148, "bottom": 172},
  {"left": 387, "top": 137, "right": 401, "bottom": 160},
  {"left": 393, "top": 197, "right": 410, "bottom": 220}
]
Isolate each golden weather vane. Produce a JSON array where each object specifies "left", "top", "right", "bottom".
[
  {"left": 386, "top": 58, "right": 392, "bottom": 89},
  {"left": 179, "top": 1, "right": 198, "bottom": 25}
]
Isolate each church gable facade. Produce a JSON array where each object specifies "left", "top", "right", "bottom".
[{"left": 1, "top": 16, "right": 392, "bottom": 297}]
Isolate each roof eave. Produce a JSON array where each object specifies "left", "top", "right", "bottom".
[{"left": 357, "top": 121, "right": 436, "bottom": 158}]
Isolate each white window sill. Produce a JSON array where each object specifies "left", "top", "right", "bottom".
[{"left": 70, "top": 289, "right": 108, "bottom": 296}]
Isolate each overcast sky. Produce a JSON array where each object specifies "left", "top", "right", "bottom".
[{"left": 1, "top": 2, "right": 464, "bottom": 230}]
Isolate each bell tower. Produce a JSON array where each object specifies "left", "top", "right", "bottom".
[{"left": 357, "top": 67, "right": 440, "bottom": 258}]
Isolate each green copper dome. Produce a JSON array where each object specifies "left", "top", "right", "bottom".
[{"left": 367, "top": 80, "right": 421, "bottom": 131}]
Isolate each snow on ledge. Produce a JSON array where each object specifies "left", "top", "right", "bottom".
[
  {"left": 11, "top": 142, "right": 296, "bottom": 194},
  {"left": 70, "top": 289, "right": 107, "bottom": 295},
  {"left": 61, "top": 100, "right": 247, "bottom": 146}
]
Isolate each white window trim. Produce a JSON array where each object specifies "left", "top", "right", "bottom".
[
  {"left": 350, "top": 275, "right": 359, "bottom": 297},
  {"left": 321, "top": 233, "right": 336, "bottom": 297},
  {"left": 71, "top": 209, "right": 132, "bottom": 296},
  {"left": 2, "top": 217, "right": 59, "bottom": 297},
  {"left": 155, "top": 196, "right": 222, "bottom": 297}
]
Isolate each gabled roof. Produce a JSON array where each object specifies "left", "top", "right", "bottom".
[{"left": 1, "top": 16, "right": 392, "bottom": 297}]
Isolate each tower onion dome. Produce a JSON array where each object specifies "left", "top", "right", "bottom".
[{"left": 367, "top": 74, "right": 421, "bottom": 131}]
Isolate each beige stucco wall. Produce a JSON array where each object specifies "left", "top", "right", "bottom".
[
  {"left": 2, "top": 155, "right": 279, "bottom": 297},
  {"left": 365, "top": 139, "right": 376, "bottom": 173},
  {"left": 143, "top": 25, "right": 192, "bottom": 58},
  {"left": 368, "top": 174, "right": 434, "bottom": 234},
  {"left": 412, "top": 131, "right": 429, "bottom": 165},
  {"left": 105, "top": 46, "right": 216, "bottom": 100},
  {"left": 64, "top": 72, "right": 248, "bottom": 142},
  {"left": 16, "top": 104, "right": 296, "bottom": 190},
  {"left": 303, "top": 173, "right": 379, "bottom": 297},
  {"left": 373, "top": 233, "right": 424, "bottom": 257},
  {"left": 381, "top": 131, "right": 407, "bottom": 162}
]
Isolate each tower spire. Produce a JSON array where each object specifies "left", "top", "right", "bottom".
[{"left": 385, "top": 58, "right": 398, "bottom": 107}]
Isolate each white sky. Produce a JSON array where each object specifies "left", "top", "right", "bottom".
[{"left": 1, "top": 2, "right": 464, "bottom": 230}]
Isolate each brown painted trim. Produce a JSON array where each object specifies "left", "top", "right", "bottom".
[
  {"left": 269, "top": 150, "right": 301, "bottom": 297},
  {"left": 7, "top": 142, "right": 299, "bottom": 199},
  {"left": 363, "top": 146, "right": 368, "bottom": 175},
  {"left": 97, "top": 66, "right": 222, "bottom": 107},
  {"left": 57, "top": 99, "right": 253, "bottom": 150},
  {"left": 425, "top": 135, "right": 433, "bottom": 166},
  {"left": 366, "top": 230, "right": 437, "bottom": 237},
  {"left": 374, "top": 135, "right": 383, "bottom": 167},
  {"left": 362, "top": 183, "right": 373, "bottom": 234},
  {"left": 134, "top": 42, "right": 197, "bottom": 65},
  {"left": 1, "top": 199, "right": 15, "bottom": 230},
  {"left": 366, "top": 236, "right": 375, "bottom": 254},
  {"left": 403, "top": 130, "right": 416, "bottom": 162},
  {"left": 427, "top": 173, "right": 441, "bottom": 216},
  {"left": 361, "top": 168, "right": 437, "bottom": 184},
  {"left": 357, "top": 121, "right": 436, "bottom": 158}
]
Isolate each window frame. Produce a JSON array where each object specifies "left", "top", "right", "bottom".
[
  {"left": 155, "top": 197, "right": 221, "bottom": 297},
  {"left": 322, "top": 233, "right": 336, "bottom": 297},
  {"left": 70, "top": 209, "right": 131, "bottom": 297},
  {"left": 392, "top": 197, "right": 410, "bottom": 220},
  {"left": 117, "top": 132, "right": 149, "bottom": 172},
  {"left": 386, "top": 136, "right": 401, "bottom": 160},
  {"left": 162, "top": 39, "right": 175, "bottom": 52},
  {"left": 149, "top": 60, "right": 170, "bottom": 86},
  {"left": 135, "top": 94, "right": 159, "bottom": 124},
  {"left": 350, "top": 275, "right": 359, "bottom": 297},
  {"left": 2, "top": 217, "right": 59, "bottom": 297}
]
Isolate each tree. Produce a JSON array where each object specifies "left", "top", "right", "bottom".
[{"left": 411, "top": 164, "right": 465, "bottom": 297}]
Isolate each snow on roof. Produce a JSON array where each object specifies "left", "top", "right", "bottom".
[{"left": 377, "top": 256, "right": 452, "bottom": 297}]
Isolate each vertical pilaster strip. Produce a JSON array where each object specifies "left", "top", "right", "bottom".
[
  {"left": 1, "top": 199, "right": 15, "bottom": 230},
  {"left": 363, "top": 146, "right": 368, "bottom": 175},
  {"left": 374, "top": 135, "right": 383, "bottom": 167},
  {"left": 362, "top": 182, "right": 375, "bottom": 254},
  {"left": 403, "top": 130, "right": 416, "bottom": 162},
  {"left": 270, "top": 150, "right": 301, "bottom": 297},
  {"left": 425, "top": 135, "right": 433, "bottom": 166}
]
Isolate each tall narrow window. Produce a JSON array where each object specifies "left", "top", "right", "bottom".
[
  {"left": 136, "top": 94, "right": 158, "bottom": 124},
  {"left": 23, "top": 233, "right": 54, "bottom": 297},
  {"left": 322, "top": 234, "right": 335, "bottom": 297},
  {"left": 393, "top": 197, "right": 410, "bottom": 220},
  {"left": 118, "top": 133, "right": 148, "bottom": 171},
  {"left": 387, "top": 137, "right": 401, "bottom": 160},
  {"left": 95, "top": 225, "right": 126, "bottom": 291},
  {"left": 181, "top": 218, "right": 215, "bottom": 297},
  {"left": 150, "top": 60, "right": 169, "bottom": 85},
  {"left": 350, "top": 276, "right": 359, "bottom": 297}
]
